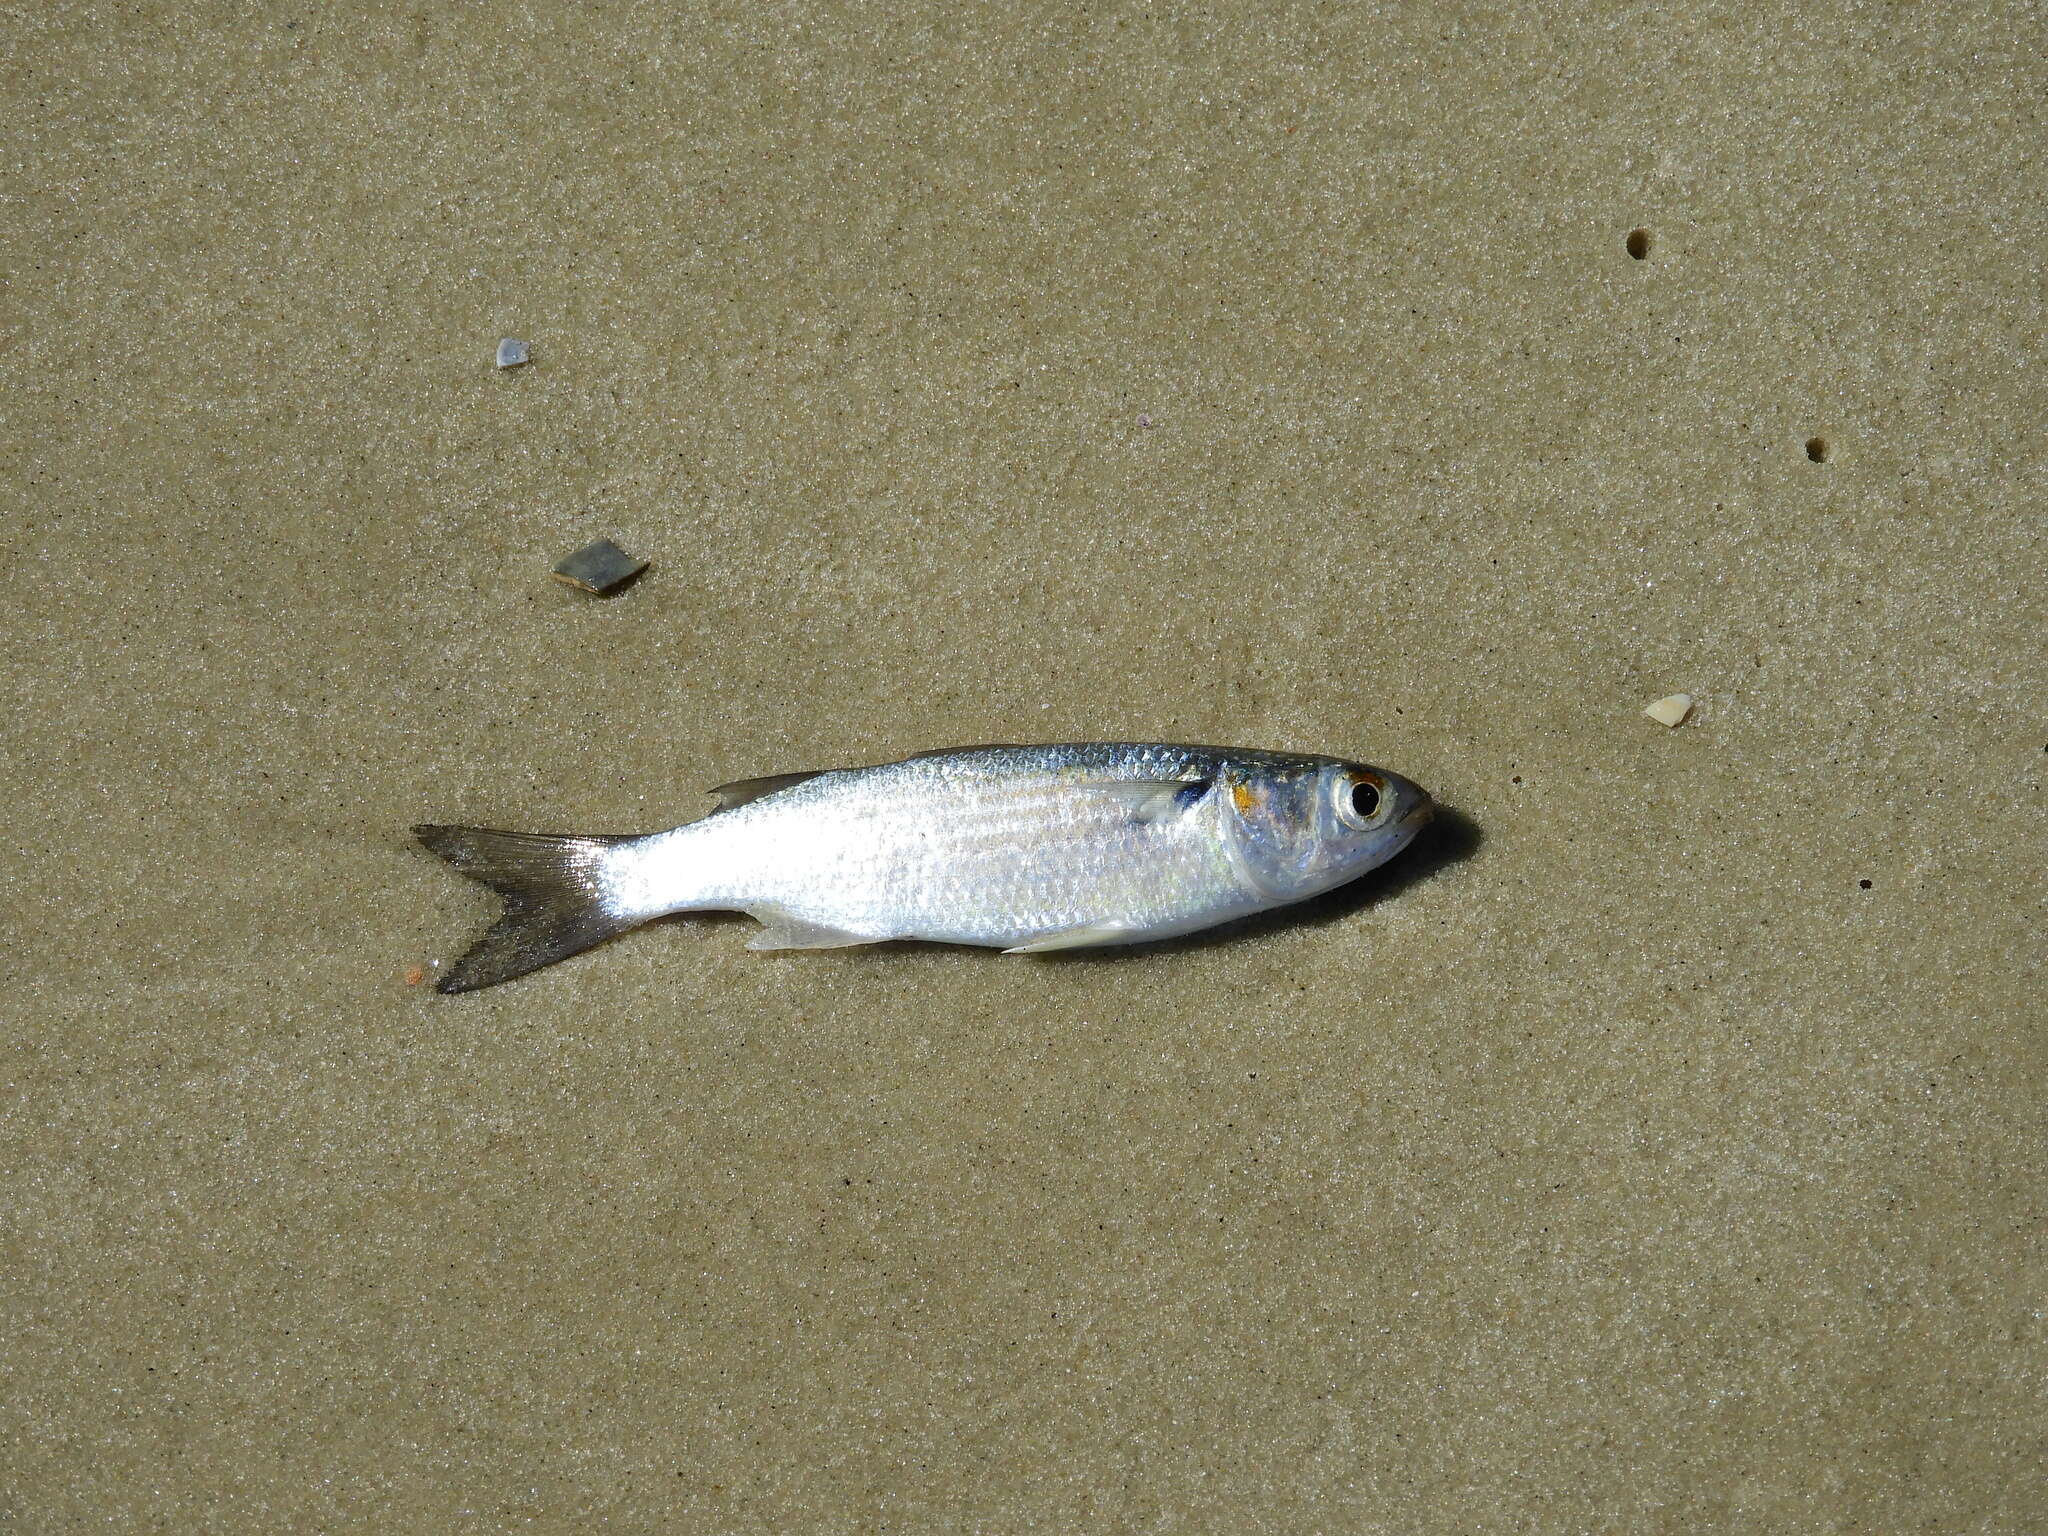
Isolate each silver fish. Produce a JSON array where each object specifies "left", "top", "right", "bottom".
[{"left": 416, "top": 742, "right": 1432, "bottom": 992}]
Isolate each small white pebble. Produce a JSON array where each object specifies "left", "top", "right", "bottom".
[
  {"left": 496, "top": 337, "right": 530, "bottom": 368},
  {"left": 1644, "top": 693, "right": 1694, "bottom": 727}
]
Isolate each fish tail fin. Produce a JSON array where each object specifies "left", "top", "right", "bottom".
[{"left": 414, "top": 824, "right": 649, "bottom": 993}]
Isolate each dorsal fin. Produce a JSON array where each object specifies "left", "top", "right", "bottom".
[
  {"left": 901, "top": 742, "right": 1029, "bottom": 761},
  {"left": 712, "top": 745, "right": 1029, "bottom": 810},
  {"left": 709, "top": 746, "right": 1034, "bottom": 811},
  {"left": 707, "top": 770, "right": 829, "bottom": 811}
]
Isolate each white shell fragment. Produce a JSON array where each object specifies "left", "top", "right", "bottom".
[
  {"left": 1644, "top": 693, "right": 1694, "bottom": 727},
  {"left": 495, "top": 337, "right": 530, "bottom": 368}
]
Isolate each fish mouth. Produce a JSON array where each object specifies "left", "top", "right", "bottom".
[{"left": 1398, "top": 795, "right": 1435, "bottom": 833}]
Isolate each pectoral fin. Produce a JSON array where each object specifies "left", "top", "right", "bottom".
[
  {"left": 1003, "top": 920, "right": 1147, "bottom": 954},
  {"left": 1086, "top": 777, "right": 1212, "bottom": 825}
]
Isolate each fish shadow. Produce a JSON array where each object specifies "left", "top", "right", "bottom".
[{"left": 659, "top": 803, "right": 1482, "bottom": 965}]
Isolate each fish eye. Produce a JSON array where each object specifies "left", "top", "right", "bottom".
[{"left": 1336, "top": 773, "right": 1385, "bottom": 827}]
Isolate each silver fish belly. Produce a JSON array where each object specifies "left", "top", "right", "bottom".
[{"left": 416, "top": 743, "right": 1432, "bottom": 992}]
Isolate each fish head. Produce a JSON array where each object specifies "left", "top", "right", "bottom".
[{"left": 1218, "top": 756, "right": 1433, "bottom": 901}]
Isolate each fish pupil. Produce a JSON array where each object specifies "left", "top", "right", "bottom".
[{"left": 1351, "top": 782, "right": 1380, "bottom": 819}]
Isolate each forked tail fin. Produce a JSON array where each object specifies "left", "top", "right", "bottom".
[{"left": 414, "top": 825, "right": 648, "bottom": 993}]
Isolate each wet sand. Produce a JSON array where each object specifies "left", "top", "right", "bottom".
[{"left": 4, "top": 2, "right": 2042, "bottom": 1529}]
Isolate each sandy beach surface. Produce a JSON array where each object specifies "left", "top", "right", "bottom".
[{"left": 5, "top": 2, "right": 2041, "bottom": 1529}]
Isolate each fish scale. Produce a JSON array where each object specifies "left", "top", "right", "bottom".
[
  {"left": 415, "top": 742, "right": 1433, "bottom": 992},
  {"left": 668, "top": 763, "right": 1223, "bottom": 938}
]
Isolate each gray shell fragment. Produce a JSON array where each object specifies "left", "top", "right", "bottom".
[
  {"left": 495, "top": 337, "right": 530, "bottom": 368},
  {"left": 551, "top": 539, "right": 647, "bottom": 595}
]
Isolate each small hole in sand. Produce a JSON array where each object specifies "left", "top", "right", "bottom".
[
  {"left": 1625, "top": 228, "right": 1652, "bottom": 260},
  {"left": 1805, "top": 436, "right": 1830, "bottom": 463},
  {"left": 1858, "top": 879, "right": 1873, "bottom": 889}
]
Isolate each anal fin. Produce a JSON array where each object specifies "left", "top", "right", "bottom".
[{"left": 745, "top": 911, "right": 889, "bottom": 951}]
